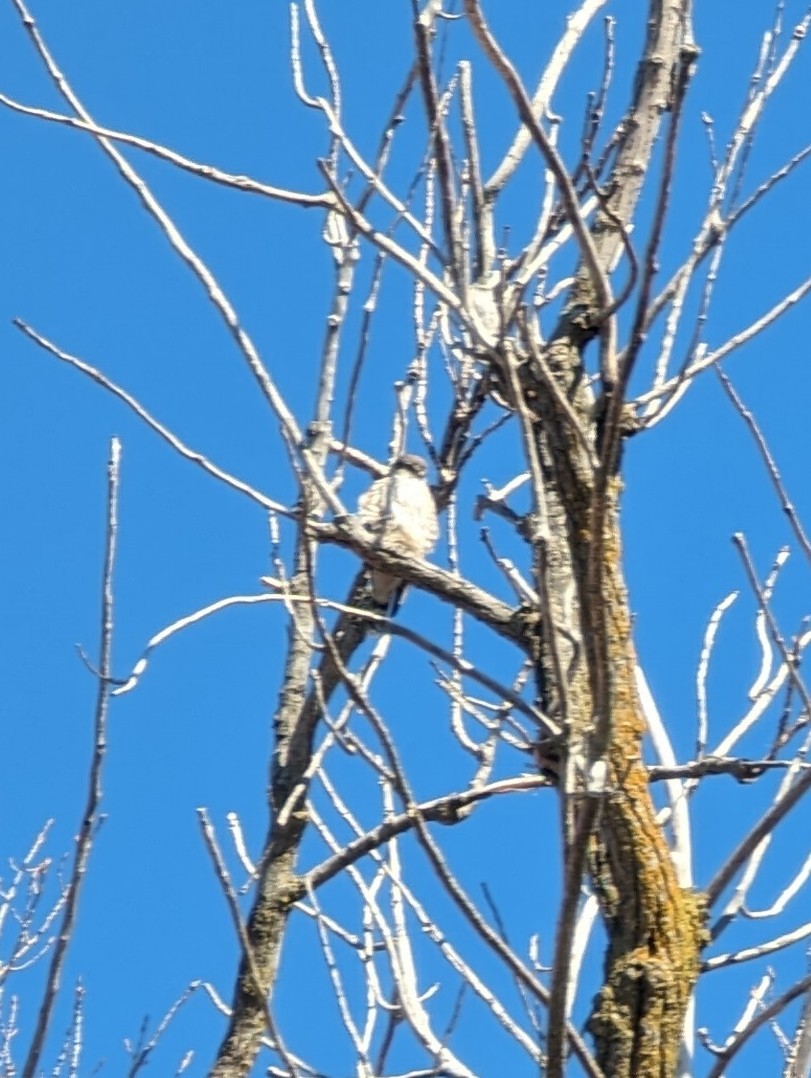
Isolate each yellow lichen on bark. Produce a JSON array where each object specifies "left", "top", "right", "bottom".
[{"left": 585, "top": 492, "right": 704, "bottom": 1076}]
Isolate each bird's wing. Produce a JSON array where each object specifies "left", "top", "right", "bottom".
[
  {"left": 391, "top": 476, "right": 439, "bottom": 554},
  {"left": 357, "top": 476, "right": 389, "bottom": 530}
]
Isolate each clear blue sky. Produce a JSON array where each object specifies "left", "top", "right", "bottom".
[{"left": 2, "top": 3, "right": 811, "bottom": 1075}]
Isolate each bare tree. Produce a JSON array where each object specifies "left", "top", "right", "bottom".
[{"left": 4, "top": 1, "right": 811, "bottom": 1076}]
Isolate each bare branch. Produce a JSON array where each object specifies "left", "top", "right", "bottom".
[
  {"left": 0, "top": 92, "right": 334, "bottom": 207},
  {"left": 464, "top": 0, "right": 614, "bottom": 347},
  {"left": 703, "top": 921, "right": 811, "bottom": 973},
  {"left": 638, "top": 270, "right": 811, "bottom": 408},
  {"left": 313, "top": 518, "right": 523, "bottom": 645},
  {"left": 22, "top": 439, "right": 120, "bottom": 1078},
  {"left": 706, "top": 764, "right": 811, "bottom": 909},
  {"left": 717, "top": 369, "right": 811, "bottom": 565},
  {"left": 705, "top": 971, "right": 811, "bottom": 1078},
  {"left": 732, "top": 534, "right": 811, "bottom": 724},
  {"left": 413, "top": 4, "right": 464, "bottom": 288},
  {"left": 197, "top": 809, "right": 299, "bottom": 1076},
  {"left": 12, "top": 320, "right": 289, "bottom": 517},
  {"left": 484, "top": 0, "right": 609, "bottom": 197}
]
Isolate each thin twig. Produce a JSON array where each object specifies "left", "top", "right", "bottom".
[
  {"left": 706, "top": 763, "right": 811, "bottom": 909},
  {"left": 696, "top": 591, "right": 738, "bottom": 762},
  {"left": 703, "top": 920, "right": 811, "bottom": 973},
  {"left": 732, "top": 534, "right": 811, "bottom": 723},
  {"left": 413, "top": 4, "right": 463, "bottom": 289},
  {"left": 649, "top": 757, "right": 806, "bottom": 782},
  {"left": 717, "top": 369, "right": 811, "bottom": 565},
  {"left": 637, "top": 270, "right": 811, "bottom": 408},
  {"left": 8, "top": 0, "right": 352, "bottom": 513},
  {"left": 13, "top": 319, "right": 289, "bottom": 517},
  {"left": 705, "top": 972, "right": 811, "bottom": 1078},
  {"left": 125, "top": 983, "right": 202, "bottom": 1077},
  {"left": 459, "top": 60, "right": 493, "bottom": 276},
  {"left": 0, "top": 92, "right": 333, "bottom": 208},
  {"left": 22, "top": 439, "right": 121, "bottom": 1078},
  {"left": 303, "top": 774, "right": 549, "bottom": 893}
]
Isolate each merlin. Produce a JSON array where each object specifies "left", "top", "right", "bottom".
[{"left": 356, "top": 454, "right": 439, "bottom": 613}]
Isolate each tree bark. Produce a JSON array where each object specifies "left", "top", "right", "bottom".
[
  {"left": 529, "top": 5, "right": 705, "bottom": 1073},
  {"left": 211, "top": 567, "right": 371, "bottom": 1076}
]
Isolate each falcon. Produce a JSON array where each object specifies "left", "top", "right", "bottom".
[{"left": 356, "top": 454, "right": 439, "bottom": 613}]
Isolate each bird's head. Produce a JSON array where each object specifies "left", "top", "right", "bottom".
[{"left": 394, "top": 454, "right": 428, "bottom": 479}]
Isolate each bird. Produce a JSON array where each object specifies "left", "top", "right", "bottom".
[{"left": 356, "top": 454, "right": 439, "bottom": 614}]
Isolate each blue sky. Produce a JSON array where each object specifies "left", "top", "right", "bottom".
[{"left": 3, "top": 2, "right": 811, "bottom": 1075}]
